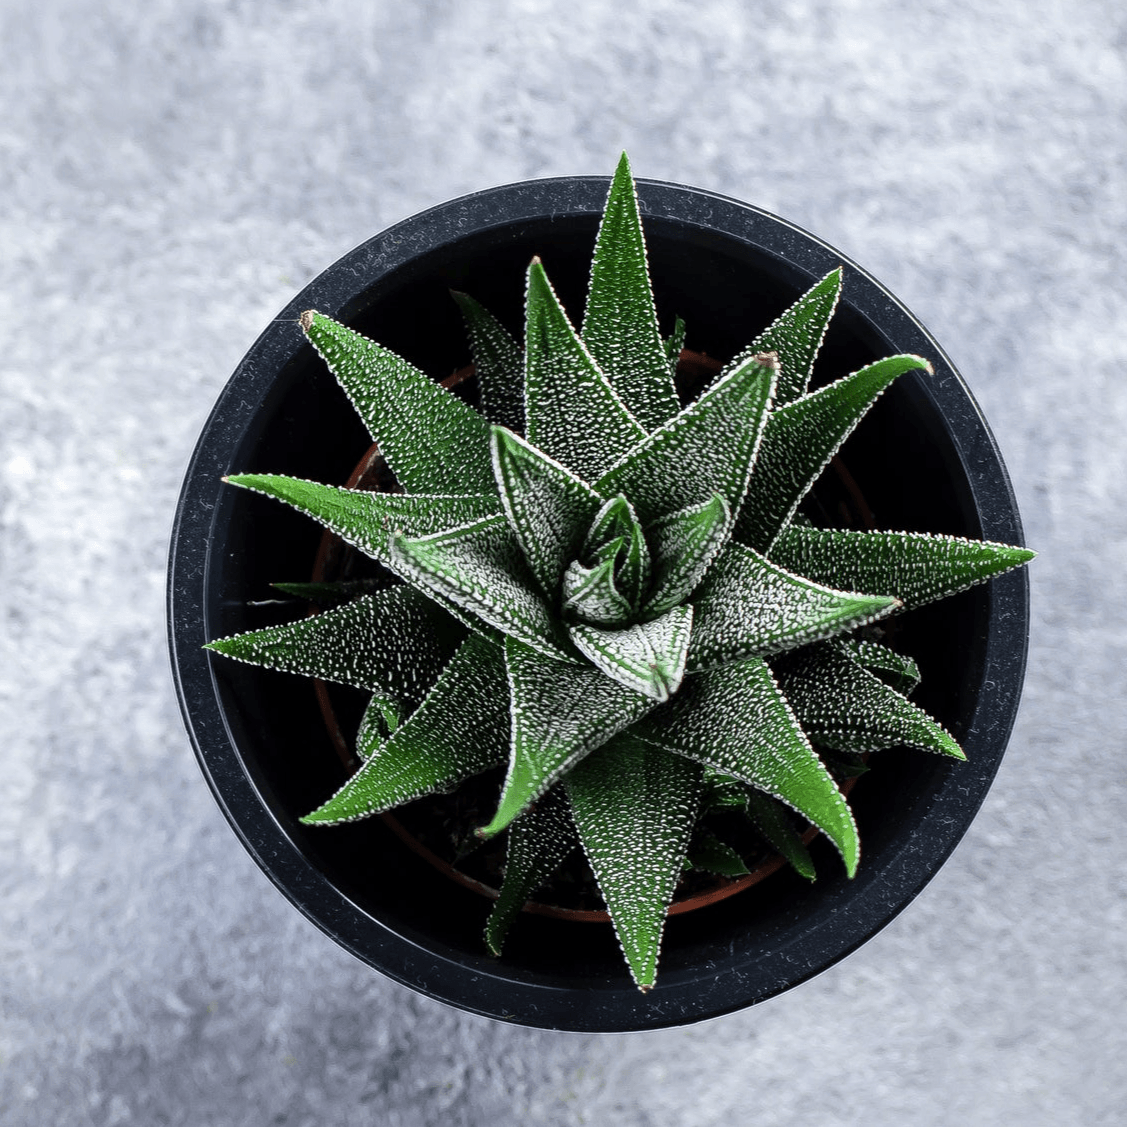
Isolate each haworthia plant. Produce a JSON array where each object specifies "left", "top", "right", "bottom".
[{"left": 206, "top": 153, "right": 1034, "bottom": 991}]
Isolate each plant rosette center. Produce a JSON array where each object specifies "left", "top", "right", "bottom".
[
  {"left": 563, "top": 494, "right": 653, "bottom": 628},
  {"left": 205, "top": 153, "right": 1034, "bottom": 991},
  {"left": 477, "top": 422, "right": 746, "bottom": 705}
]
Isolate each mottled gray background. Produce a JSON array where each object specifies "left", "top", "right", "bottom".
[{"left": 2, "top": 0, "right": 1124, "bottom": 1123}]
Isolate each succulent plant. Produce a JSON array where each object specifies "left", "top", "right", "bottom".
[{"left": 206, "top": 154, "right": 1034, "bottom": 990}]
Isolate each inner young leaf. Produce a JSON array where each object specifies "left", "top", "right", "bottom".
[
  {"left": 568, "top": 605, "right": 693, "bottom": 701},
  {"left": 561, "top": 555, "right": 634, "bottom": 626},
  {"left": 581, "top": 494, "right": 651, "bottom": 609},
  {"left": 490, "top": 425, "right": 605, "bottom": 599}
]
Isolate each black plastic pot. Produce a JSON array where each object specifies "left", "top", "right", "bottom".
[{"left": 168, "top": 175, "right": 1029, "bottom": 1032}]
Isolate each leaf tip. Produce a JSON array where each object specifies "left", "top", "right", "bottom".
[
  {"left": 816, "top": 264, "right": 845, "bottom": 294},
  {"left": 902, "top": 352, "right": 934, "bottom": 376},
  {"left": 526, "top": 257, "right": 549, "bottom": 294},
  {"left": 837, "top": 811, "right": 861, "bottom": 878},
  {"left": 649, "top": 655, "right": 688, "bottom": 702},
  {"left": 490, "top": 422, "right": 520, "bottom": 452},
  {"left": 386, "top": 526, "right": 415, "bottom": 567},
  {"left": 299, "top": 309, "right": 316, "bottom": 333},
  {"left": 851, "top": 593, "right": 902, "bottom": 624},
  {"left": 708, "top": 490, "right": 729, "bottom": 511}
]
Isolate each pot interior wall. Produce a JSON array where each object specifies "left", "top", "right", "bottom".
[{"left": 204, "top": 208, "right": 994, "bottom": 1000}]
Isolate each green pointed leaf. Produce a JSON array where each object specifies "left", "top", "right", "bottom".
[
  {"left": 391, "top": 516, "right": 574, "bottom": 662},
  {"left": 594, "top": 350, "right": 777, "bottom": 526},
  {"left": 581, "top": 152, "right": 680, "bottom": 431},
  {"left": 702, "top": 765, "right": 751, "bottom": 811},
  {"left": 773, "top": 641, "right": 965, "bottom": 759},
  {"left": 477, "top": 637, "right": 657, "bottom": 838},
  {"left": 735, "top": 354, "right": 933, "bottom": 552},
  {"left": 301, "top": 634, "right": 509, "bottom": 824},
  {"left": 561, "top": 555, "right": 633, "bottom": 626},
  {"left": 590, "top": 534, "right": 626, "bottom": 566},
  {"left": 633, "top": 658, "right": 859, "bottom": 875},
  {"left": 524, "top": 260, "right": 645, "bottom": 481},
  {"left": 565, "top": 734, "right": 704, "bottom": 990},
  {"left": 842, "top": 636, "right": 920, "bottom": 695},
  {"left": 584, "top": 493, "right": 641, "bottom": 548},
  {"left": 484, "top": 785, "right": 576, "bottom": 955},
  {"left": 582, "top": 494, "right": 650, "bottom": 607},
  {"left": 643, "top": 493, "right": 732, "bottom": 616},
  {"left": 687, "top": 541, "right": 899, "bottom": 672},
  {"left": 356, "top": 691, "right": 404, "bottom": 760},
  {"left": 720, "top": 268, "right": 843, "bottom": 406},
  {"left": 686, "top": 833, "right": 751, "bottom": 877},
  {"left": 490, "top": 426, "right": 605, "bottom": 598},
  {"left": 270, "top": 577, "right": 394, "bottom": 609},
  {"left": 569, "top": 605, "right": 693, "bottom": 702},
  {"left": 451, "top": 291, "right": 524, "bottom": 435},
  {"left": 745, "top": 792, "right": 816, "bottom": 881},
  {"left": 205, "top": 586, "right": 467, "bottom": 707},
  {"left": 225, "top": 474, "right": 500, "bottom": 569},
  {"left": 769, "top": 526, "right": 1036, "bottom": 611},
  {"left": 664, "top": 316, "right": 687, "bottom": 380},
  {"left": 301, "top": 311, "right": 495, "bottom": 495}
]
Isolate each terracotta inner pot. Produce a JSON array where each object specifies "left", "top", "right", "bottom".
[{"left": 307, "top": 351, "right": 870, "bottom": 922}]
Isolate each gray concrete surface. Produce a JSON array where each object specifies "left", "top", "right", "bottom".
[{"left": 2, "top": 0, "right": 1124, "bottom": 1123}]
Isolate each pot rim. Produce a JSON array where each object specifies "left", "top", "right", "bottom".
[{"left": 168, "top": 174, "right": 1030, "bottom": 1032}]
